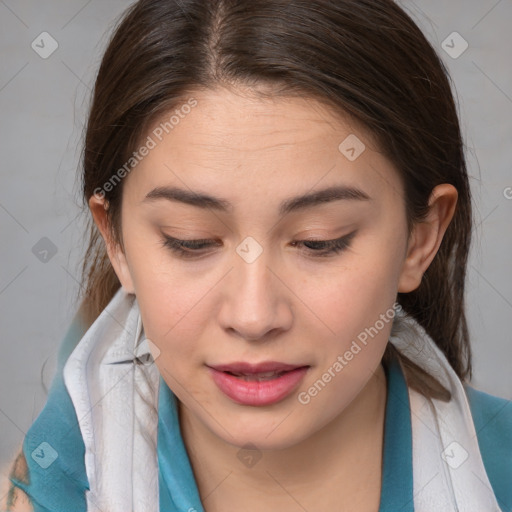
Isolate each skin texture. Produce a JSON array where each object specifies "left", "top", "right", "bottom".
[{"left": 89, "top": 86, "right": 457, "bottom": 511}]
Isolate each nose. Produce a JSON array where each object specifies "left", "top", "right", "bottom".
[{"left": 217, "top": 245, "right": 293, "bottom": 342}]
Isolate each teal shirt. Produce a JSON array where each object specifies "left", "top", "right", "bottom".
[{"left": 9, "top": 316, "right": 512, "bottom": 511}]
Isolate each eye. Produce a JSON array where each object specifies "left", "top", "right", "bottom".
[
  {"left": 160, "top": 236, "right": 221, "bottom": 259},
  {"left": 290, "top": 231, "right": 357, "bottom": 258},
  {"left": 160, "top": 231, "right": 356, "bottom": 259}
]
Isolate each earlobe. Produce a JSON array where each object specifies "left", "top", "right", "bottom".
[
  {"left": 88, "top": 194, "right": 136, "bottom": 294},
  {"left": 398, "top": 184, "right": 458, "bottom": 293}
]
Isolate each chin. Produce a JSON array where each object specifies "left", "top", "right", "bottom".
[{"left": 216, "top": 420, "right": 310, "bottom": 452}]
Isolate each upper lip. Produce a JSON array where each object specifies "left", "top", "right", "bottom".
[{"left": 208, "top": 361, "right": 309, "bottom": 374}]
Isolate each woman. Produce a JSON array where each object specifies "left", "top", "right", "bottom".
[{"left": 3, "top": 0, "right": 511, "bottom": 511}]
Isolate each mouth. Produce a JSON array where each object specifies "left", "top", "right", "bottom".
[
  {"left": 206, "top": 361, "right": 311, "bottom": 406},
  {"left": 222, "top": 370, "right": 291, "bottom": 381},
  {"left": 208, "top": 360, "right": 308, "bottom": 374}
]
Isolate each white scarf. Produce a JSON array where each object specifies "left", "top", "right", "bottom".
[{"left": 63, "top": 287, "right": 502, "bottom": 511}]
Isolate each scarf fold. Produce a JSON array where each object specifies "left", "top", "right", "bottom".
[
  {"left": 62, "top": 288, "right": 502, "bottom": 511},
  {"left": 388, "top": 313, "right": 502, "bottom": 511},
  {"left": 63, "top": 289, "right": 160, "bottom": 512}
]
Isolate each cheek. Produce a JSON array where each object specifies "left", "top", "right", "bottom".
[
  {"left": 297, "top": 238, "right": 404, "bottom": 385},
  {"left": 297, "top": 263, "right": 396, "bottom": 411},
  {"left": 308, "top": 252, "right": 402, "bottom": 338},
  {"left": 137, "top": 290, "right": 209, "bottom": 396},
  {"left": 122, "top": 225, "right": 202, "bottom": 329},
  {"left": 136, "top": 281, "right": 209, "bottom": 360},
  {"left": 128, "top": 253, "right": 222, "bottom": 371}
]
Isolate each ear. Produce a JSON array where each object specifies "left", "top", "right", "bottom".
[
  {"left": 88, "top": 193, "right": 135, "bottom": 294},
  {"left": 398, "top": 184, "right": 458, "bottom": 293}
]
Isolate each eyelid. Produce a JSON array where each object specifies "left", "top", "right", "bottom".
[{"left": 299, "top": 232, "right": 353, "bottom": 242}]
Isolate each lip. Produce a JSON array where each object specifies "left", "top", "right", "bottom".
[
  {"left": 207, "top": 362, "right": 310, "bottom": 406},
  {"left": 208, "top": 361, "right": 306, "bottom": 374}
]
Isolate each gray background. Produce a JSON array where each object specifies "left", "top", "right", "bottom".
[{"left": 1, "top": 0, "right": 511, "bottom": 485}]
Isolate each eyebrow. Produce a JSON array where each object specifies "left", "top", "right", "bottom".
[{"left": 142, "top": 184, "right": 371, "bottom": 217}]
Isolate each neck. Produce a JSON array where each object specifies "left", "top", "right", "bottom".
[{"left": 178, "top": 363, "right": 388, "bottom": 511}]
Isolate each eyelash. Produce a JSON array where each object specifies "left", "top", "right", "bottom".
[{"left": 160, "top": 232, "right": 356, "bottom": 259}]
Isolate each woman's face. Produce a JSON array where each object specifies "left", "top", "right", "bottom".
[{"left": 101, "top": 87, "right": 417, "bottom": 449}]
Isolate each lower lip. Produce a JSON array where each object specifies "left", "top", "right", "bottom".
[{"left": 207, "top": 366, "right": 310, "bottom": 406}]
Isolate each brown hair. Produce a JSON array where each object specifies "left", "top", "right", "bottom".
[{"left": 77, "top": 0, "right": 473, "bottom": 400}]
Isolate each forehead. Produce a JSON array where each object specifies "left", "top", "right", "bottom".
[
  {"left": 151, "top": 86, "right": 368, "bottom": 149},
  {"left": 124, "top": 87, "right": 402, "bottom": 206}
]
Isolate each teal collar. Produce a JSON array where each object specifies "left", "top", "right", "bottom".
[
  {"left": 379, "top": 355, "right": 414, "bottom": 511},
  {"left": 157, "top": 355, "right": 414, "bottom": 511}
]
